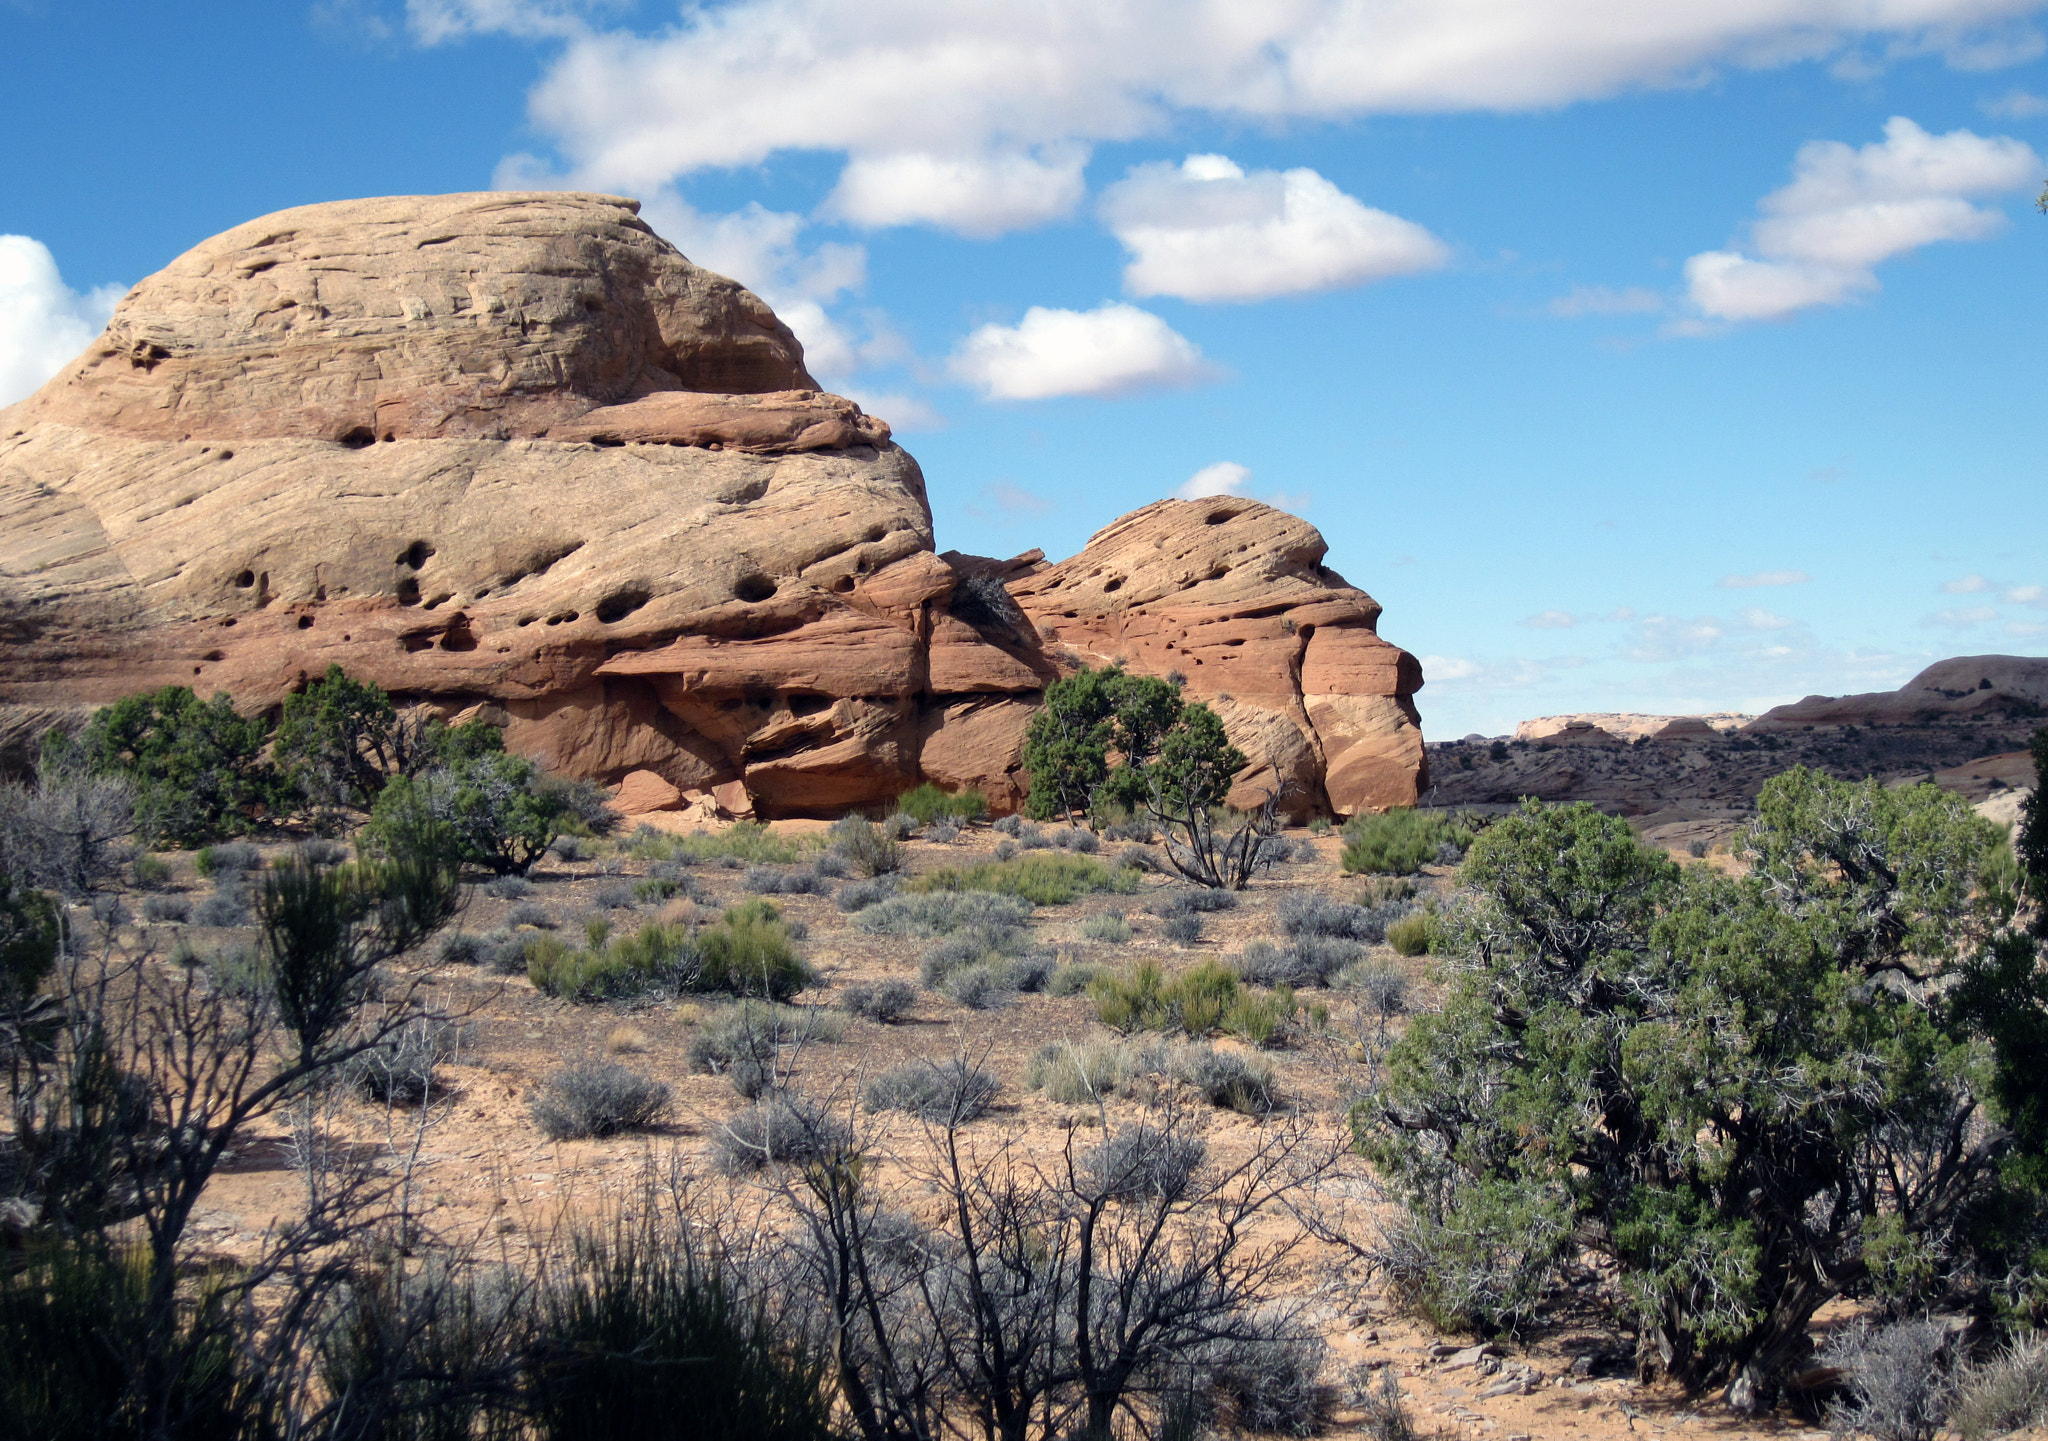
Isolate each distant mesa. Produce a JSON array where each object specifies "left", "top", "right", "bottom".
[
  {"left": 1745, "top": 655, "right": 2048, "bottom": 731},
  {"left": 0, "top": 191, "right": 1426, "bottom": 818}
]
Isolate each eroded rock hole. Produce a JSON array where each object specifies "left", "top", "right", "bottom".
[
  {"left": 338, "top": 427, "right": 376, "bottom": 449},
  {"left": 1205, "top": 510, "right": 1230, "bottom": 525},
  {"left": 395, "top": 577, "right": 421, "bottom": 606},
  {"left": 398, "top": 540, "right": 435, "bottom": 570},
  {"left": 234, "top": 570, "right": 255, "bottom": 588},
  {"left": 733, "top": 574, "right": 777, "bottom": 603},
  {"left": 789, "top": 693, "right": 831, "bottom": 718},
  {"left": 595, "top": 587, "right": 652, "bottom": 624},
  {"left": 297, "top": 615, "right": 314, "bottom": 630},
  {"left": 1103, "top": 577, "right": 1124, "bottom": 593}
]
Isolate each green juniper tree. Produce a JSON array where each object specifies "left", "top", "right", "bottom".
[
  {"left": 1363, "top": 770, "right": 2034, "bottom": 1410},
  {"left": 1022, "top": 666, "right": 1277, "bottom": 888}
]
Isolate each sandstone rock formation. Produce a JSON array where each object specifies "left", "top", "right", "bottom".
[{"left": 0, "top": 191, "right": 1427, "bottom": 818}]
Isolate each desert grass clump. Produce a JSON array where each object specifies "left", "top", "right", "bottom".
[
  {"left": 630, "top": 820, "right": 805, "bottom": 867},
  {"left": 1234, "top": 936, "right": 1360, "bottom": 989},
  {"left": 192, "top": 886, "right": 251, "bottom": 928},
  {"left": 344, "top": 1017, "right": 459, "bottom": 1105},
  {"left": 894, "top": 782, "right": 989, "bottom": 825},
  {"left": 688, "top": 1001, "right": 845, "bottom": 1096},
  {"left": 1822, "top": 1320, "right": 1952, "bottom": 1441},
  {"left": 1210, "top": 1306, "right": 1328, "bottom": 1437},
  {"left": 1086, "top": 1123, "right": 1205, "bottom": 1200},
  {"left": 835, "top": 876, "right": 899, "bottom": 912},
  {"left": 744, "top": 866, "right": 831, "bottom": 896},
  {"left": 1277, "top": 891, "right": 1383, "bottom": 941},
  {"left": 505, "top": 900, "right": 556, "bottom": 929},
  {"left": 854, "top": 890, "right": 1033, "bottom": 938},
  {"left": 1174, "top": 1044, "right": 1278, "bottom": 1113},
  {"left": 1950, "top": 1334, "right": 2048, "bottom": 1440},
  {"left": 1160, "top": 912, "right": 1203, "bottom": 946},
  {"left": 838, "top": 979, "right": 917, "bottom": 1024},
  {"left": 908, "top": 852, "right": 1139, "bottom": 906},
  {"left": 484, "top": 873, "right": 533, "bottom": 900},
  {"left": 1340, "top": 807, "right": 1477, "bottom": 875},
  {"left": 826, "top": 816, "right": 903, "bottom": 878},
  {"left": 592, "top": 880, "right": 640, "bottom": 909},
  {"left": 437, "top": 931, "right": 485, "bottom": 965},
  {"left": 1385, "top": 912, "right": 1432, "bottom": 956},
  {"left": 711, "top": 1097, "right": 854, "bottom": 1174},
  {"left": 1081, "top": 910, "right": 1132, "bottom": 944},
  {"left": 530, "top": 1059, "right": 670, "bottom": 1139},
  {"left": 1151, "top": 888, "right": 1239, "bottom": 917},
  {"left": 862, "top": 1057, "right": 1000, "bottom": 1123},
  {"left": 193, "top": 841, "right": 261, "bottom": 878},
  {"left": 1091, "top": 960, "right": 1288, "bottom": 1043},
  {"left": 1049, "top": 826, "right": 1099, "bottom": 854},
  {"left": 1048, "top": 960, "right": 1104, "bottom": 996},
  {"left": 131, "top": 852, "right": 174, "bottom": 889},
  {"left": 1024, "top": 1037, "right": 1167, "bottom": 1104},
  {"left": 142, "top": 894, "right": 191, "bottom": 924}
]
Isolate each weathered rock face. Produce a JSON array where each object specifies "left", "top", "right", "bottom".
[{"left": 0, "top": 192, "right": 1426, "bottom": 817}]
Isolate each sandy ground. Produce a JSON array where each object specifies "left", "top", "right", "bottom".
[{"left": 119, "top": 824, "right": 1852, "bottom": 1441}]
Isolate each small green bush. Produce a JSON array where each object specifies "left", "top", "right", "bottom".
[
  {"left": 1089, "top": 961, "right": 1292, "bottom": 1045},
  {"left": 697, "top": 899, "right": 813, "bottom": 1001},
  {"left": 1340, "top": 808, "right": 1477, "bottom": 876},
  {"left": 894, "top": 783, "right": 989, "bottom": 825},
  {"left": 130, "top": 853, "right": 173, "bottom": 889},
  {"left": 908, "top": 852, "right": 1139, "bottom": 906}
]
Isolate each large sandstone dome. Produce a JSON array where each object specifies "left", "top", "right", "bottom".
[{"left": 0, "top": 191, "right": 1426, "bottom": 817}]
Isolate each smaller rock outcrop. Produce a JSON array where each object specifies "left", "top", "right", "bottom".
[{"left": 1004, "top": 498, "right": 1426, "bottom": 817}]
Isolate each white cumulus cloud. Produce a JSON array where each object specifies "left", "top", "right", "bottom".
[
  {"left": 1178, "top": 461, "right": 1251, "bottom": 499},
  {"left": 1100, "top": 154, "right": 1446, "bottom": 302},
  {"left": 825, "top": 148, "right": 1088, "bottom": 236},
  {"left": 1684, "top": 116, "right": 2042, "bottom": 322},
  {"left": 0, "top": 237, "right": 124, "bottom": 409},
  {"left": 949, "top": 302, "right": 1215, "bottom": 401},
  {"left": 502, "top": 0, "right": 2048, "bottom": 239}
]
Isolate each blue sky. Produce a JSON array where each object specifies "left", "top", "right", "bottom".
[{"left": 3, "top": 0, "right": 2045, "bottom": 737}]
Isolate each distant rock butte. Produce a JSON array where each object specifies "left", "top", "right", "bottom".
[
  {"left": 1515, "top": 712, "right": 1754, "bottom": 744},
  {"left": 1746, "top": 656, "right": 2048, "bottom": 731},
  {"left": 0, "top": 191, "right": 1427, "bottom": 818}
]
